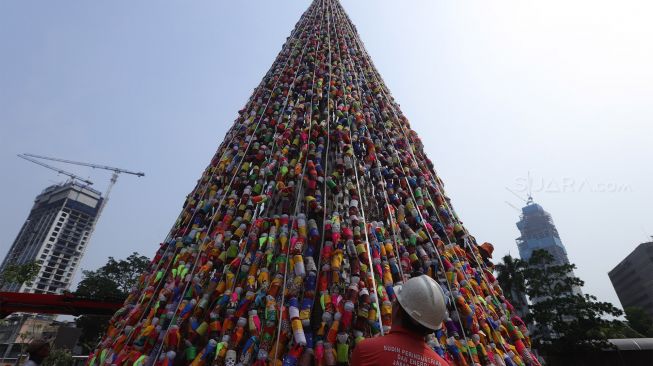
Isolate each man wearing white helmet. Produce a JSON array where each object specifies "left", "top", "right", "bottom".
[{"left": 350, "top": 275, "right": 450, "bottom": 366}]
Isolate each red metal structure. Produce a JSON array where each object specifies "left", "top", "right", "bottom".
[{"left": 0, "top": 292, "right": 124, "bottom": 318}]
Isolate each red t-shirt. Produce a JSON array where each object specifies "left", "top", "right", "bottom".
[{"left": 350, "top": 326, "right": 450, "bottom": 366}]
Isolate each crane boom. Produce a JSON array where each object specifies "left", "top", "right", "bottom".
[
  {"left": 21, "top": 153, "right": 145, "bottom": 239},
  {"left": 23, "top": 153, "right": 145, "bottom": 177},
  {"left": 17, "top": 154, "right": 94, "bottom": 185}
]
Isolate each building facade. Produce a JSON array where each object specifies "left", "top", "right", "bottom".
[
  {"left": 609, "top": 241, "right": 653, "bottom": 318},
  {"left": 0, "top": 314, "right": 82, "bottom": 363},
  {"left": 516, "top": 198, "right": 582, "bottom": 296},
  {"left": 516, "top": 200, "right": 571, "bottom": 264},
  {"left": 0, "top": 182, "right": 102, "bottom": 294}
]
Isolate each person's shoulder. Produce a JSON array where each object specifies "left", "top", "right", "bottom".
[
  {"left": 356, "top": 335, "right": 394, "bottom": 354},
  {"left": 355, "top": 335, "right": 388, "bottom": 351},
  {"left": 422, "top": 348, "right": 451, "bottom": 366},
  {"left": 351, "top": 336, "right": 385, "bottom": 366}
]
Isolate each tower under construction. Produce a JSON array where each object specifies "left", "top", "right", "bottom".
[
  {"left": 516, "top": 198, "right": 581, "bottom": 296},
  {"left": 0, "top": 182, "right": 102, "bottom": 295}
]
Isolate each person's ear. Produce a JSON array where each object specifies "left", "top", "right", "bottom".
[{"left": 391, "top": 299, "right": 400, "bottom": 318}]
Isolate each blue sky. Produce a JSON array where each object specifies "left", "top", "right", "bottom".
[{"left": 1, "top": 0, "right": 651, "bottom": 310}]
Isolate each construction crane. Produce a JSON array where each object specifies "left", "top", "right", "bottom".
[
  {"left": 19, "top": 153, "right": 144, "bottom": 250},
  {"left": 17, "top": 154, "right": 94, "bottom": 186},
  {"left": 22, "top": 153, "right": 144, "bottom": 205}
]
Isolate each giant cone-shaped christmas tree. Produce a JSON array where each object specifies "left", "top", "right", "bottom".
[{"left": 90, "top": 1, "right": 540, "bottom": 365}]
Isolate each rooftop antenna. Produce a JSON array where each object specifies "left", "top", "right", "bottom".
[{"left": 526, "top": 171, "right": 534, "bottom": 205}]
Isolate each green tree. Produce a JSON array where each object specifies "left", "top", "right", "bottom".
[
  {"left": 624, "top": 306, "right": 653, "bottom": 337},
  {"left": 74, "top": 252, "right": 150, "bottom": 353},
  {"left": 43, "top": 347, "right": 74, "bottom": 366},
  {"left": 522, "top": 250, "right": 624, "bottom": 355},
  {"left": 75, "top": 253, "right": 150, "bottom": 297},
  {"left": 0, "top": 261, "right": 40, "bottom": 288},
  {"left": 495, "top": 254, "right": 527, "bottom": 304}
]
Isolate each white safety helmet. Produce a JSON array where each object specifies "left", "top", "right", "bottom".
[{"left": 395, "top": 275, "right": 447, "bottom": 330}]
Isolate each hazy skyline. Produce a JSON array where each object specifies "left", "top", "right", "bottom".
[{"left": 1, "top": 0, "right": 651, "bottom": 311}]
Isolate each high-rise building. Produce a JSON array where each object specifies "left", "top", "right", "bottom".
[
  {"left": 0, "top": 181, "right": 102, "bottom": 294},
  {"left": 516, "top": 198, "right": 571, "bottom": 264},
  {"left": 516, "top": 198, "right": 582, "bottom": 296},
  {"left": 609, "top": 241, "right": 653, "bottom": 318},
  {"left": 91, "top": 1, "right": 541, "bottom": 364}
]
